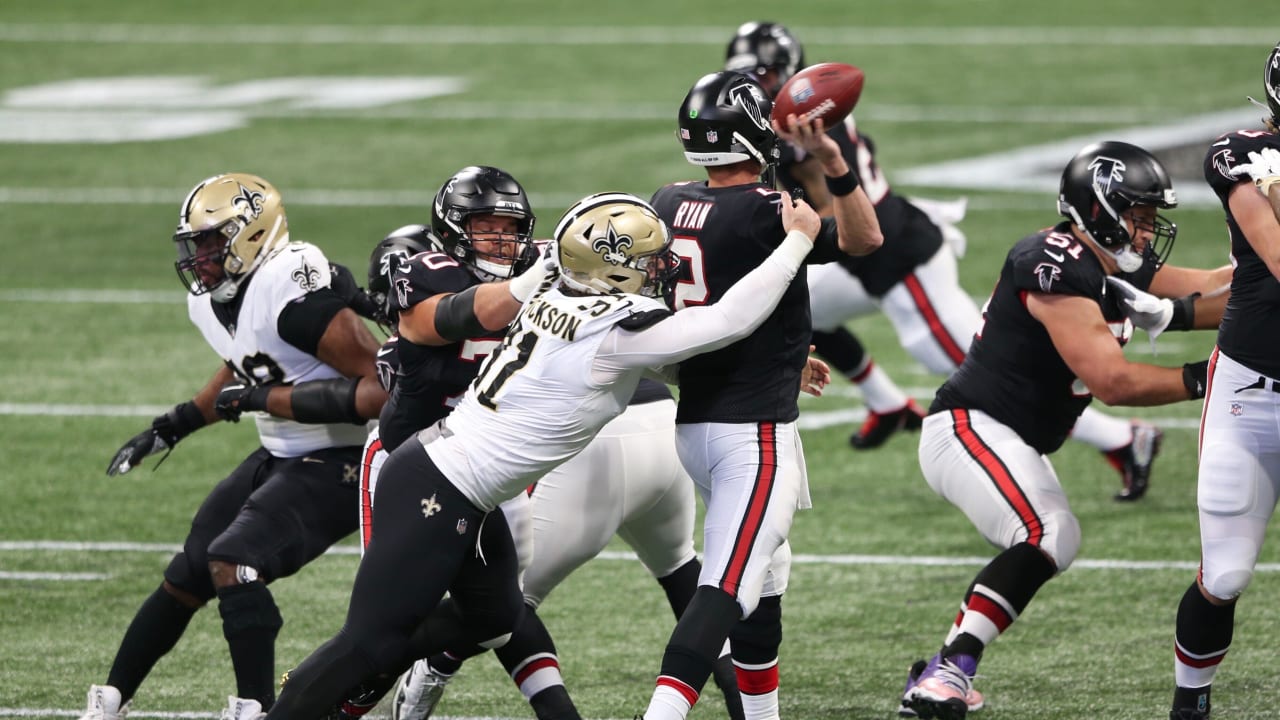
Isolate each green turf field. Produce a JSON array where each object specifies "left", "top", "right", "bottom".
[{"left": 2, "top": 1, "right": 1277, "bottom": 718}]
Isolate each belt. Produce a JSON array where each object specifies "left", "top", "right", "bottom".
[{"left": 1234, "top": 376, "right": 1280, "bottom": 394}]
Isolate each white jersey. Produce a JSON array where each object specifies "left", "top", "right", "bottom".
[
  {"left": 188, "top": 239, "right": 370, "bottom": 457},
  {"left": 428, "top": 230, "right": 813, "bottom": 511},
  {"left": 428, "top": 290, "right": 665, "bottom": 511}
]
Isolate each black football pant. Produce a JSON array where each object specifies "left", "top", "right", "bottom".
[{"left": 264, "top": 440, "right": 524, "bottom": 720}]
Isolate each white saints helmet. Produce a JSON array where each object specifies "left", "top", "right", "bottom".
[
  {"left": 554, "top": 192, "right": 680, "bottom": 298},
  {"left": 173, "top": 173, "right": 289, "bottom": 302}
]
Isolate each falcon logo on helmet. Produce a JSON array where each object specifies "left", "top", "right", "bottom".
[
  {"left": 1088, "top": 156, "right": 1126, "bottom": 196},
  {"left": 365, "top": 224, "right": 433, "bottom": 334}
]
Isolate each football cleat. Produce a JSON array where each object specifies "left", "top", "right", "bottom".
[
  {"left": 1107, "top": 422, "right": 1163, "bottom": 501},
  {"left": 392, "top": 659, "right": 451, "bottom": 720},
  {"left": 902, "top": 654, "right": 979, "bottom": 720},
  {"left": 218, "top": 696, "right": 265, "bottom": 720},
  {"left": 79, "top": 684, "right": 129, "bottom": 720},
  {"left": 850, "top": 399, "right": 926, "bottom": 450},
  {"left": 900, "top": 658, "right": 984, "bottom": 717},
  {"left": 1169, "top": 710, "right": 1210, "bottom": 720}
]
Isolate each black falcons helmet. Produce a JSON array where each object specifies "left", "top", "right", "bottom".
[
  {"left": 1057, "top": 141, "right": 1178, "bottom": 270},
  {"left": 431, "top": 165, "right": 537, "bottom": 282},
  {"left": 366, "top": 224, "right": 433, "bottom": 332},
  {"left": 1261, "top": 42, "right": 1280, "bottom": 127},
  {"left": 677, "top": 71, "right": 780, "bottom": 170},
  {"left": 723, "top": 21, "right": 806, "bottom": 96}
]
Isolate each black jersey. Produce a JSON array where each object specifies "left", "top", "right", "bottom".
[
  {"left": 932, "top": 222, "right": 1137, "bottom": 454},
  {"left": 777, "top": 117, "right": 941, "bottom": 296},
  {"left": 376, "top": 251, "right": 506, "bottom": 453},
  {"left": 651, "top": 180, "right": 844, "bottom": 424},
  {"left": 1204, "top": 128, "right": 1280, "bottom": 378}
]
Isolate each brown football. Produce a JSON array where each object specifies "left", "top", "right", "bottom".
[{"left": 770, "top": 62, "right": 865, "bottom": 129}]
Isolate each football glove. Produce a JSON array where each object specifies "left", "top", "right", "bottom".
[
  {"left": 329, "top": 262, "right": 381, "bottom": 321},
  {"left": 1183, "top": 360, "right": 1209, "bottom": 400},
  {"left": 1229, "top": 148, "right": 1280, "bottom": 195},
  {"left": 1106, "top": 276, "right": 1198, "bottom": 340},
  {"left": 106, "top": 402, "right": 206, "bottom": 476},
  {"left": 214, "top": 383, "right": 272, "bottom": 423},
  {"left": 507, "top": 242, "right": 560, "bottom": 302}
]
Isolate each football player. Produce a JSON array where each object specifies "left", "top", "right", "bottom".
[
  {"left": 900, "top": 142, "right": 1227, "bottom": 720},
  {"left": 640, "top": 71, "right": 881, "bottom": 720},
  {"left": 1167, "top": 42, "right": 1280, "bottom": 720},
  {"left": 79, "top": 174, "right": 389, "bottom": 720},
  {"left": 260, "top": 190, "right": 825, "bottom": 720},
  {"left": 725, "top": 21, "right": 1168, "bottom": 503}
]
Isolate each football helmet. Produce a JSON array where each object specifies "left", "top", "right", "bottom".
[
  {"left": 431, "top": 166, "right": 537, "bottom": 282},
  {"left": 173, "top": 173, "right": 288, "bottom": 302},
  {"left": 554, "top": 192, "right": 679, "bottom": 298},
  {"left": 1057, "top": 141, "right": 1178, "bottom": 272},
  {"left": 1260, "top": 42, "right": 1280, "bottom": 129},
  {"left": 723, "top": 21, "right": 806, "bottom": 96},
  {"left": 677, "top": 71, "right": 780, "bottom": 172},
  {"left": 366, "top": 224, "right": 433, "bottom": 333}
]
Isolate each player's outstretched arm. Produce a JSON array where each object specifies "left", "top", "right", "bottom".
[
  {"left": 1027, "top": 292, "right": 1203, "bottom": 406},
  {"left": 773, "top": 114, "right": 882, "bottom": 256},
  {"left": 106, "top": 364, "right": 229, "bottom": 476}
]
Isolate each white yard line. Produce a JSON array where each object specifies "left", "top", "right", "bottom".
[
  {"left": 0, "top": 540, "right": 1263, "bottom": 573},
  {"left": 0, "top": 24, "right": 1272, "bottom": 46}
]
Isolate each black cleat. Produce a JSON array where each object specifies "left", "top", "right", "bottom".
[
  {"left": 850, "top": 399, "right": 926, "bottom": 450},
  {"left": 1107, "top": 422, "right": 1163, "bottom": 501}
]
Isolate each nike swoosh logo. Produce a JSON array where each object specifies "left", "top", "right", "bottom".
[
  {"left": 1212, "top": 138, "right": 1231, "bottom": 147},
  {"left": 302, "top": 457, "right": 324, "bottom": 463},
  {"left": 377, "top": 346, "right": 395, "bottom": 357},
  {"left": 1044, "top": 250, "right": 1065, "bottom": 262}
]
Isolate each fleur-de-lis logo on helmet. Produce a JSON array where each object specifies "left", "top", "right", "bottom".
[
  {"left": 592, "top": 220, "right": 634, "bottom": 266},
  {"left": 232, "top": 183, "right": 266, "bottom": 220}
]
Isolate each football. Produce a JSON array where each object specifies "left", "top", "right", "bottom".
[{"left": 770, "top": 62, "right": 865, "bottom": 129}]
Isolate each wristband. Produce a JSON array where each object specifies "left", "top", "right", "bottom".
[
  {"left": 1182, "top": 360, "right": 1208, "bottom": 400},
  {"left": 1167, "top": 293, "right": 1200, "bottom": 332},
  {"left": 824, "top": 170, "right": 860, "bottom": 197},
  {"left": 152, "top": 401, "right": 207, "bottom": 446}
]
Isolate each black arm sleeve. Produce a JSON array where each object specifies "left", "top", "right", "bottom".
[
  {"left": 277, "top": 289, "right": 348, "bottom": 355},
  {"left": 433, "top": 285, "right": 488, "bottom": 342},
  {"left": 290, "top": 377, "right": 365, "bottom": 424}
]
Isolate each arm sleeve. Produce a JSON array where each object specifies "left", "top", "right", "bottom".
[
  {"left": 277, "top": 289, "right": 347, "bottom": 355},
  {"left": 597, "top": 230, "right": 811, "bottom": 370}
]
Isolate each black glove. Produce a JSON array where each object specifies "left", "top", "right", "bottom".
[
  {"left": 1183, "top": 360, "right": 1209, "bottom": 400},
  {"left": 106, "top": 402, "right": 206, "bottom": 476},
  {"left": 330, "top": 262, "right": 381, "bottom": 321},
  {"left": 215, "top": 383, "right": 273, "bottom": 422}
]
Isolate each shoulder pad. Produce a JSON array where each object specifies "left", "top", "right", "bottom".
[
  {"left": 1009, "top": 230, "right": 1102, "bottom": 298},
  {"left": 390, "top": 251, "right": 477, "bottom": 312},
  {"left": 1205, "top": 130, "right": 1280, "bottom": 188},
  {"left": 617, "top": 308, "right": 674, "bottom": 331}
]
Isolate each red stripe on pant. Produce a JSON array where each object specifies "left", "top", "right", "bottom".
[
  {"left": 720, "top": 423, "right": 778, "bottom": 597},
  {"left": 951, "top": 409, "right": 1044, "bottom": 546},
  {"left": 903, "top": 273, "right": 967, "bottom": 366},
  {"left": 657, "top": 675, "right": 700, "bottom": 707},
  {"left": 359, "top": 437, "right": 382, "bottom": 549},
  {"left": 1197, "top": 346, "right": 1220, "bottom": 455}
]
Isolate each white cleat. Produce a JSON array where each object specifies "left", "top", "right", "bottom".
[
  {"left": 79, "top": 685, "right": 129, "bottom": 720},
  {"left": 392, "top": 659, "right": 451, "bottom": 720},
  {"left": 219, "top": 696, "right": 265, "bottom": 720}
]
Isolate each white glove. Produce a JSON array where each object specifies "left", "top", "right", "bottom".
[
  {"left": 507, "top": 242, "right": 558, "bottom": 301},
  {"left": 1106, "top": 275, "right": 1174, "bottom": 339},
  {"left": 1229, "top": 147, "right": 1280, "bottom": 195}
]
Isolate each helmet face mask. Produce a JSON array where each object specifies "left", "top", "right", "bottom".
[
  {"left": 431, "top": 166, "right": 537, "bottom": 282},
  {"left": 1057, "top": 141, "right": 1178, "bottom": 272},
  {"left": 173, "top": 173, "right": 288, "bottom": 302},
  {"left": 724, "top": 21, "right": 805, "bottom": 96},
  {"left": 677, "top": 71, "right": 780, "bottom": 172},
  {"left": 554, "top": 192, "right": 680, "bottom": 299},
  {"left": 366, "top": 224, "right": 433, "bottom": 334}
]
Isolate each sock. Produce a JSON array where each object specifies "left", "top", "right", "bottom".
[
  {"left": 1173, "top": 581, "right": 1235, "bottom": 690},
  {"left": 657, "top": 559, "right": 702, "bottom": 619},
  {"left": 1068, "top": 407, "right": 1132, "bottom": 452},
  {"left": 947, "top": 543, "right": 1055, "bottom": 658},
  {"left": 107, "top": 584, "right": 200, "bottom": 703},
  {"left": 852, "top": 362, "right": 911, "bottom": 414},
  {"left": 216, "top": 581, "right": 283, "bottom": 708},
  {"left": 942, "top": 581, "right": 975, "bottom": 646},
  {"left": 730, "top": 595, "right": 782, "bottom": 720},
  {"left": 528, "top": 685, "right": 581, "bottom": 720},
  {"left": 428, "top": 648, "right": 475, "bottom": 677},
  {"left": 646, "top": 587, "right": 741, "bottom": 720}
]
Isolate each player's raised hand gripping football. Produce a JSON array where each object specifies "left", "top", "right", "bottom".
[
  {"left": 1229, "top": 147, "right": 1280, "bottom": 194},
  {"left": 772, "top": 113, "right": 841, "bottom": 168}
]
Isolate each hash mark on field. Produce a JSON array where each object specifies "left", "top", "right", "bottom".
[{"left": 2, "top": 540, "right": 1274, "bottom": 573}]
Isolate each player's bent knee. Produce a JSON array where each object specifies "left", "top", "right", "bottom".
[
  {"left": 1202, "top": 567, "right": 1253, "bottom": 601},
  {"left": 164, "top": 552, "right": 216, "bottom": 603},
  {"left": 1039, "top": 511, "right": 1081, "bottom": 571}
]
